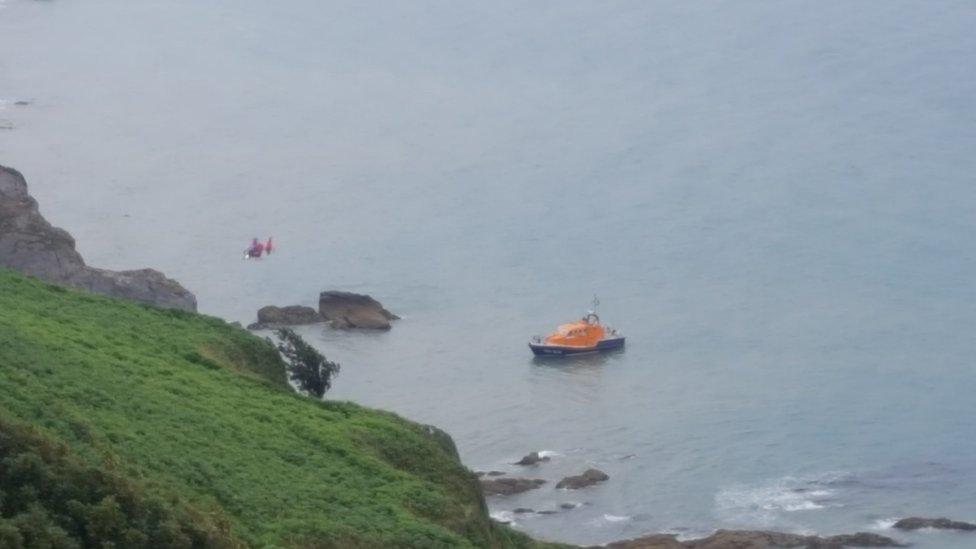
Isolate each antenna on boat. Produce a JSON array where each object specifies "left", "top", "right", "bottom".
[{"left": 592, "top": 295, "right": 600, "bottom": 311}]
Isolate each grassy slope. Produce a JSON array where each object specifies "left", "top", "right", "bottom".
[{"left": 0, "top": 269, "right": 548, "bottom": 548}]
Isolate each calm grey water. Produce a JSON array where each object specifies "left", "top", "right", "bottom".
[{"left": 3, "top": 1, "right": 976, "bottom": 546}]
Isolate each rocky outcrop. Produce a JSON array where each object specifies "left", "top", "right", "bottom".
[
  {"left": 73, "top": 267, "right": 196, "bottom": 311},
  {"left": 318, "top": 291, "right": 399, "bottom": 329},
  {"left": 893, "top": 517, "right": 976, "bottom": 531},
  {"left": 556, "top": 468, "right": 609, "bottom": 490},
  {"left": 0, "top": 165, "right": 196, "bottom": 311},
  {"left": 604, "top": 530, "right": 904, "bottom": 548},
  {"left": 514, "top": 451, "right": 550, "bottom": 466},
  {"left": 479, "top": 477, "right": 545, "bottom": 496},
  {"left": 247, "top": 305, "right": 323, "bottom": 330}
]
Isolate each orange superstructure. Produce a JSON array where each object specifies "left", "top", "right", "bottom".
[{"left": 543, "top": 319, "right": 606, "bottom": 348}]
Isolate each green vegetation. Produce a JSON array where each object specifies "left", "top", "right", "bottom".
[
  {"left": 0, "top": 269, "right": 552, "bottom": 548},
  {"left": 272, "top": 328, "right": 341, "bottom": 399}
]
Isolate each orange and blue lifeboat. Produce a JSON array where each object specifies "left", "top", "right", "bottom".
[{"left": 529, "top": 312, "right": 625, "bottom": 356}]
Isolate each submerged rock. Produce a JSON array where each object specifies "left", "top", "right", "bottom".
[
  {"left": 893, "top": 517, "right": 976, "bottom": 531},
  {"left": 479, "top": 477, "right": 545, "bottom": 496},
  {"left": 319, "top": 290, "right": 399, "bottom": 329},
  {"left": 604, "top": 529, "right": 904, "bottom": 548},
  {"left": 0, "top": 165, "right": 196, "bottom": 311},
  {"left": 556, "top": 468, "right": 609, "bottom": 490},
  {"left": 248, "top": 305, "right": 323, "bottom": 330},
  {"left": 514, "top": 451, "right": 550, "bottom": 466},
  {"left": 475, "top": 470, "right": 507, "bottom": 478}
]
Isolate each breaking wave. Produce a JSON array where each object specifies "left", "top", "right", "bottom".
[{"left": 715, "top": 473, "right": 844, "bottom": 525}]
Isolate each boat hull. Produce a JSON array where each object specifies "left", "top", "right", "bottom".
[{"left": 528, "top": 336, "right": 625, "bottom": 356}]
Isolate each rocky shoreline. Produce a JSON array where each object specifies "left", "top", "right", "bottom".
[
  {"left": 597, "top": 518, "right": 974, "bottom": 547},
  {"left": 478, "top": 451, "right": 976, "bottom": 547},
  {"left": 601, "top": 530, "right": 902, "bottom": 548},
  {"left": 0, "top": 165, "right": 196, "bottom": 311}
]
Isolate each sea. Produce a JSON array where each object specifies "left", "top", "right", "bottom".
[{"left": 2, "top": 1, "right": 976, "bottom": 546}]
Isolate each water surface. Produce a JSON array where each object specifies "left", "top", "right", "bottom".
[{"left": 2, "top": 1, "right": 976, "bottom": 545}]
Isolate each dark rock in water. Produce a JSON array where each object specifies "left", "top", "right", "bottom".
[
  {"left": 514, "top": 451, "right": 550, "bottom": 466},
  {"left": 893, "top": 517, "right": 976, "bottom": 531},
  {"left": 559, "top": 502, "right": 581, "bottom": 510},
  {"left": 603, "top": 529, "right": 905, "bottom": 548},
  {"left": 474, "top": 470, "right": 506, "bottom": 478},
  {"left": 556, "top": 468, "right": 609, "bottom": 490},
  {"left": 513, "top": 508, "right": 534, "bottom": 514},
  {"left": 14, "top": 100, "right": 30, "bottom": 106},
  {"left": 0, "top": 165, "right": 197, "bottom": 311},
  {"left": 479, "top": 477, "right": 545, "bottom": 496},
  {"left": 536, "top": 510, "right": 557, "bottom": 515},
  {"left": 826, "top": 532, "right": 906, "bottom": 547},
  {"left": 319, "top": 290, "right": 399, "bottom": 329},
  {"left": 248, "top": 305, "right": 323, "bottom": 329}
]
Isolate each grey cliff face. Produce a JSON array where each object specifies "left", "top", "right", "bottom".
[
  {"left": 0, "top": 165, "right": 86, "bottom": 283},
  {"left": 0, "top": 165, "right": 197, "bottom": 311}
]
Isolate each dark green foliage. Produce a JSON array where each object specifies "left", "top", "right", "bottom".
[
  {"left": 0, "top": 417, "right": 239, "bottom": 548},
  {"left": 271, "top": 328, "right": 340, "bottom": 398},
  {"left": 0, "top": 269, "right": 556, "bottom": 548}
]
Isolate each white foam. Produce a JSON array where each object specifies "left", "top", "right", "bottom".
[
  {"left": 537, "top": 450, "right": 561, "bottom": 458},
  {"left": 667, "top": 528, "right": 715, "bottom": 542},
  {"left": 603, "top": 514, "right": 631, "bottom": 522},
  {"left": 781, "top": 501, "right": 825, "bottom": 512},
  {"left": 871, "top": 518, "right": 898, "bottom": 530},
  {"left": 489, "top": 510, "right": 516, "bottom": 524},
  {"left": 715, "top": 475, "right": 840, "bottom": 524}
]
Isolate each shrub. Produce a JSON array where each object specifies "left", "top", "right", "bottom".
[{"left": 271, "top": 329, "right": 340, "bottom": 398}]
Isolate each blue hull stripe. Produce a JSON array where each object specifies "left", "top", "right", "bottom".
[{"left": 528, "top": 337, "right": 625, "bottom": 356}]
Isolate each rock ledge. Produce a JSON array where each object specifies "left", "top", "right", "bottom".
[
  {"left": 0, "top": 165, "right": 196, "bottom": 311},
  {"left": 247, "top": 305, "right": 324, "bottom": 330},
  {"left": 556, "top": 468, "right": 609, "bottom": 490},
  {"left": 319, "top": 291, "right": 399, "bottom": 329},
  {"left": 893, "top": 517, "right": 976, "bottom": 531},
  {"left": 603, "top": 529, "right": 904, "bottom": 548}
]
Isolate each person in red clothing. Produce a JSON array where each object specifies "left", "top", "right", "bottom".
[
  {"left": 244, "top": 237, "right": 274, "bottom": 259},
  {"left": 245, "top": 237, "right": 264, "bottom": 259}
]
